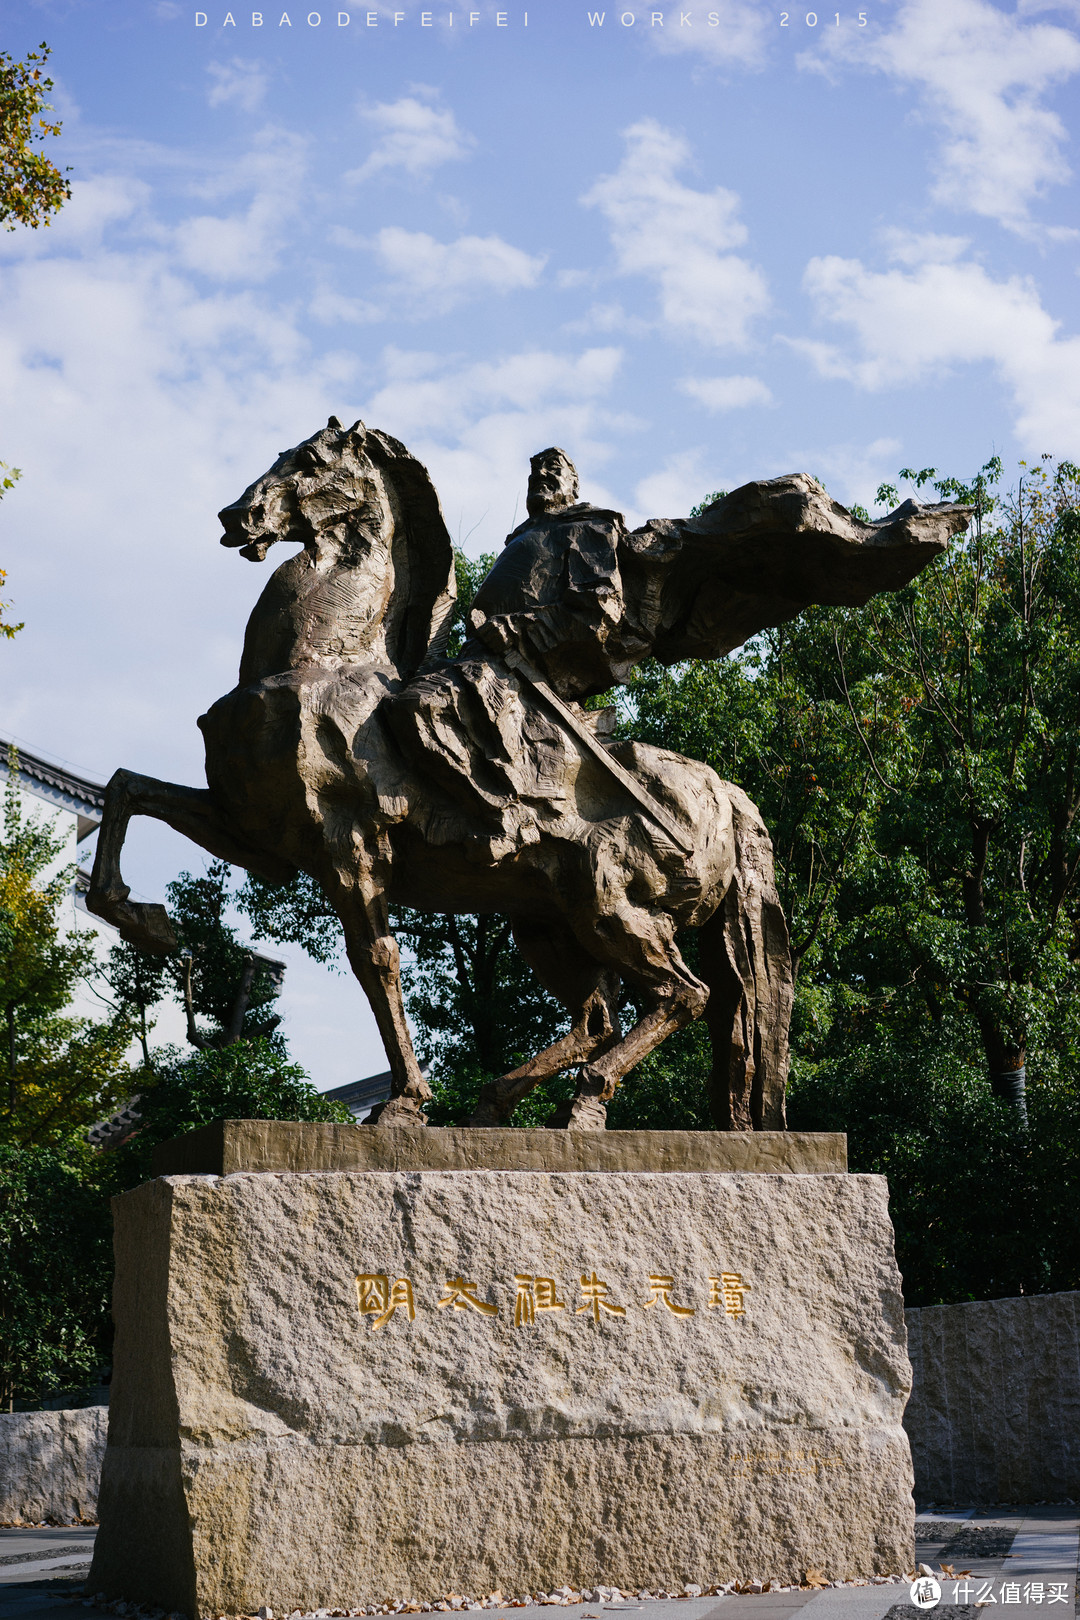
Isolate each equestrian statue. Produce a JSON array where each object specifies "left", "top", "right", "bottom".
[{"left": 87, "top": 419, "right": 969, "bottom": 1130}]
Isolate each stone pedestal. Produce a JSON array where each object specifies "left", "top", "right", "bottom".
[{"left": 90, "top": 1130, "right": 913, "bottom": 1616}]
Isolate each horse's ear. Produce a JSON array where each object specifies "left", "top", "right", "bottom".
[{"left": 327, "top": 414, "right": 342, "bottom": 430}]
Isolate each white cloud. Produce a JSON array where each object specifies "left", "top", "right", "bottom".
[
  {"left": 309, "top": 287, "right": 384, "bottom": 325},
  {"left": 792, "top": 241, "right": 1080, "bottom": 453},
  {"left": 362, "top": 345, "right": 634, "bottom": 544},
  {"left": 563, "top": 300, "right": 652, "bottom": 337},
  {"left": 370, "top": 227, "right": 545, "bottom": 309},
  {"left": 679, "top": 374, "right": 773, "bottom": 410},
  {"left": 646, "top": 0, "right": 771, "bottom": 68},
  {"left": 633, "top": 450, "right": 725, "bottom": 520},
  {"left": 169, "top": 129, "right": 308, "bottom": 280},
  {"left": 347, "top": 96, "right": 475, "bottom": 182},
  {"left": 779, "top": 438, "right": 904, "bottom": 512},
  {"left": 877, "top": 229, "right": 971, "bottom": 267},
  {"left": 582, "top": 119, "right": 769, "bottom": 348},
  {"left": 0, "top": 174, "right": 150, "bottom": 258},
  {"left": 803, "top": 0, "right": 1080, "bottom": 234},
  {"left": 206, "top": 59, "right": 269, "bottom": 112}
]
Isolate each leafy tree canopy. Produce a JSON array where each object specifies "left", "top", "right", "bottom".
[
  {"left": 629, "top": 454, "right": 1080, "bottom": 1301},
  {"left": 0, "top": 43, "right": 70, "bottom": 230},
  {"left": 0, "top": 1139, "right": 113, "bottom": 1410},
  {"left": 0, "top": 754, "right": 131, "bottom": 1147},
  {"left": 104, "top": 1037, "right": 352, "bottom": 1188}
]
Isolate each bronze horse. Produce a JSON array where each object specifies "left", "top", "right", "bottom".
[{"left": 87, "top": 419, "right": 968, "bottom": 1129}]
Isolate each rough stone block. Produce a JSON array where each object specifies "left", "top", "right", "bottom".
[
  {"left": 904, "top": 1291, "right": 1080, "bottom": 1502},
  {"left": 0, "top": 1404, "right": 106, "bottom": 1523},
  {"left": 91, "top": 1168, "right": 913, "bottom": 1614},
  {"left": 151, "top": 1120, "right": 848, "bottom": 1178}
]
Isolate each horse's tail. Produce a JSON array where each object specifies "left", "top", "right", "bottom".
[{"left": 696, "top": 783, "right": 794, "bottom": 1130}]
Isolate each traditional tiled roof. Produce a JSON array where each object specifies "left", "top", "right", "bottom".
[
  {"left": 322, "top": 1065, "right": 428, "bottom": 1120},
  {"left": 0, "top": 737, "right": 106, "bottom": 840}
]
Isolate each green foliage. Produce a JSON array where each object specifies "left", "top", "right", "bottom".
[
  {"left": 105, "top": 1037, "right": 352, "bottom": 1188},
  {"left": 0, "top": 43, "right": 71, "bottom": 231},
  {"left": 164, "top": 860, "right": 285, "bottom": 1049},
  {"left": 1, "top": 753, "right": 132, "bottom": 1146},
  {"left": 0, "top": 463, "right": 23, "bottom": 640},
  {"left": 449, "top": 549, "right": 495, "bottom": 654},
  {"left": 787, "top": 1018, "right": 1080, "bottom": 1306},
  {"left": 0, "top": 1141, "right": 112, "bottom": 1408},
  {"left": 96, "top": 940, "right": 172, "bottom": 1068},
  {"left": 238, "top": 868, "right": 341, "bottom": 965},
  {"left": 629, "top": 455, "right": 1080, "bottom": 1301},
  {"left": 396, "top": 911, "right": 569, "bottom": 1124}
]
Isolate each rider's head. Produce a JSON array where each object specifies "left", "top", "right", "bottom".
[{"left": 526, "top": 448, "right": 579, "bottom": 518}]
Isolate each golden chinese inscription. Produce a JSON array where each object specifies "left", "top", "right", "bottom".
[
  {"left": 355, "top": 1267, "right": 751, "bottom": 1325},
  {"left": 436, "top": 1276, "right": 500, "bottom": 1316},
  {"left": 708, "top": 1272, "right": 751, "bottom": 1319},
  {"left": 514, "top": 1274, "right": 567, "bottom": 1326},
  {"left": 575, "top": 1272, "right": 627, "bottom": 1320},
  {"left": 355, "top": 1273, "right": 416, "bottom": 1330},
  {"left": 642, "top": 1274, "right": 696, "bottom": 1317}
]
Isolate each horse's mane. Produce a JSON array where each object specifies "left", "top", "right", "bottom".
[
  {"left": 360, "top": 427, "right": 457, "bottom": 676},
  {"left": 224, "top": 417, "right": 457, "bottom": 684}
]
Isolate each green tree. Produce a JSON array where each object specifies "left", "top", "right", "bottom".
[
  {"left": 0, "top": 463, "right": 23, "bottom": 641},
  {"left": 166, "top": 861, "right": 286, "bottom": 1050},
  {"left": 1, "top": 42, "right": 71, "bottom": 642},
  {"left": 105, "top": 1037, "right": 352, "bottom": 1188},
  {"left": 0, "top": 753, "right": 132, "bottom": 1146},
  {"left": 0, "top": 1140, "right": 113, "bottom": 1410},
  {"left": 397, "top": 910, "right": 571, "bottom": 1124},
  {"left": 629, "top": 455, "right": 1080, "bottom": 1301},
  {"left": 0, "top": 43, "right": 70, "bottom": 230},
  {"left": 96, "top": 940, "right": 173, "bottom": 1070}
]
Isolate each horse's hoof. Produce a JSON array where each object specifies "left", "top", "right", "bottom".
[
  {"left": 545, "top": 1094, "right": 608, "bottom": 1131},
  {"left": 111, "top": 901, "right": 178, "bottom": 955},
  {"left": 365, "top": 1095, "right": 430, "bottom": 1127}
]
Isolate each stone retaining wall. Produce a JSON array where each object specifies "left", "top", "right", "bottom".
[
  {"left": 904, "top": 1291, "right": 1080, "bottom": 1502},
  {"left": 0, "top": 1404, "right": 107, "bottom": 1523},
  {"left": 6, "top": 1283, "right": 1075, "bottom": 1528}
]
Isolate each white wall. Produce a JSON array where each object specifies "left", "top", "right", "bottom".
[{"left": 7, "top": 772, "right": 188, "bottom": 1061}]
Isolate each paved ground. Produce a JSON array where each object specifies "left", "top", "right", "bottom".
[{"left": 1, "top": 1507, "right": 1076, "bottom": 1620}]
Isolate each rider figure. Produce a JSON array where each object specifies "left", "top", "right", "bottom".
[{"left": 463, "top": 448, "right": 650, "bottom": 701}]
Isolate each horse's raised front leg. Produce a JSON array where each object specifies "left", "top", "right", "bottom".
[
  {"left": 88, "top": 769, "right": 292, "bottom": 954},
  {"left": 319, "top": 838, "right": 433, "bottom": 1127}
]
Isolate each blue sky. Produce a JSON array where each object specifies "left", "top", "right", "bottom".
[{"left": 3, "top": 0, "right": 1080, "bottom": 1085}]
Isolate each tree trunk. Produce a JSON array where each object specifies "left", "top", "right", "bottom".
[
  {"left": 6, "top": 1003, "right": 14, "bottom": 1117},
  {"left": 977, "top": 1010, "right": 1028, "bottom": 1129},
  {"left": 222, "top": 954, "right": 257, "bottom": 1046},
  {"left": 965, "top": 824, "right": 1028, "bottom": 1129}
]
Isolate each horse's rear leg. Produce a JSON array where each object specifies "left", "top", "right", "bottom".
[
  {"left": 697, "top": 784, "right": 793, "bottom": 1130},
  {"left": 88, "top": 769, "right": 292, "bottom": 954},
  {"left": 550, "top": 912, "right": 709, "bottom": 1130},
  {"left": 467, "top": 918, "right": 620, "bottom": 1126},
  {"left": 319, "top": 843, "right": 433, "bottom": 1126}
]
